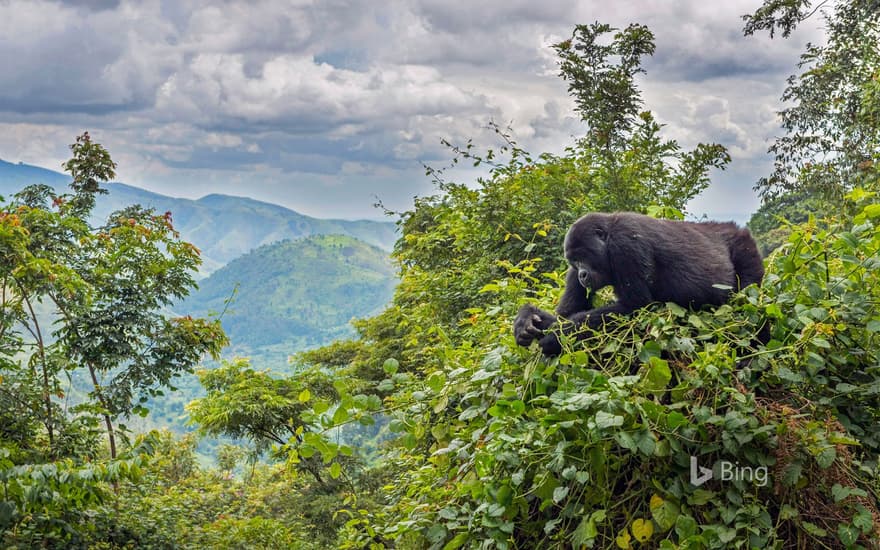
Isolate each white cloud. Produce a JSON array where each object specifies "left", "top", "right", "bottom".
[{"left": 0, "top": 0, "right": 826, "bottom": 220}]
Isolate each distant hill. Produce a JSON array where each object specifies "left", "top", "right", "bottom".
[
  {"left": 0, "top": 159, "right": 398, "bottom": 274},
  {"left": 178, "top": 234, "right": 397, "bottom": 365}
]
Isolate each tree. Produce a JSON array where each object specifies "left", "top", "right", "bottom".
[
  {"left": 555, "top": 22, "right": 656, "bottom": 152},
  {"left": 743, "top": 0, "right": 880, "bottom": 201},
  {"left": 187, "top": 358, "right": 341, "bottom": 488},
  {"left": 0, "top": 133, "right": 227, "bottom": 459}
]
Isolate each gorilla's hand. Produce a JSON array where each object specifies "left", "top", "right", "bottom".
[
  {"left": 537, "top": 332, "right": 562, "bottom": 356},
  {"left": 513, "top": 304, "right": 556, "bottom": 347}
]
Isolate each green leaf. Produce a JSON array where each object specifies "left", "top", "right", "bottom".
[
  {"left": 635, "top": 429, "right": 656, "bottom": 456},
  {"left": 811, "top": 337, "right": 831, "bottom": 349},
  {"left": 382, "top": 358, "right": 399, "bottom": 374},
  {"left": 674, "top": 515, "right": 697, "bottom": 539},
  {"left": 838, "top": 523, "right": 859, "bottom": 546},
  {"left": 765, "top": 303, "right": 783, "bottom": 318},
  {"left": 509, "top": 400, "right": 526, "bottom": 415},
  {"left": 0, "top": 501, "right": 16, "bottom": 527},
  {"left": 329, "top": 462, "right": 342, "bottom": 479},
  {"left": 642, "top": 357, "right": 671, "bottom": 394},
  {"left": 427, "top": 372, "right": 446, "bottom": 392},
  {"left": 552, "top": 486, "right": 569, "bottom": 503},
  {"left": 427, "top": 524, "right": 448, "bottom": 544},
  {"left": 863, "top": 203, "right": 880, "bottom": 219},
  {"left": 782, "top": 461, "right": 803, "bottom": 486},
  {"left": 831, "top": 483, "right": 867, "bottom": 502},
  {"left": 543, "top": 518, "right": 561, "bottom": 534},
  {"left": 779, "top": 504, "right": 798, "bottom": 520},
  {"left": 595, "top": 411, "right": 624, "bottom": 429},
  {"left": 689, "top": 489, "right": 715, "bottom": 506},
  {"left": 572, "top": 515, "right": 599, "bottom": 546},
  {"left": 298, "top": 389, "right": 311, "bottom": 403},
  {"left": 511, "top": 470, "right": 525, "bottom": 486},
  {"left": 332, "top": 406, "right": 350, "bottom": 425},
  {"left": 442, "top": 532, "right": 468, "bottom": 550},
  {"left": 649, "top": 494, "right": 679, "bottom": 532},
  {"left": 816, "top": 447, "right": 836, "bottom": 469},
  {"left": 638, "top": 340, "right": 663, "bottom": 361},
  {"left": 666, "top": 411, "right": 687, "bottom": 429},
  {"left": 496, "top": 484, "right": 513, "bottom": 505},
  {"left": 853, "top": 505, "right": 873, "bottom": 532},
  {"left": 615, "top": 431, "right": 638, "bottom": 451}
]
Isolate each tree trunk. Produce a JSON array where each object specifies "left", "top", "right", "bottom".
[{"left": 87, "top": 363, "right": 116, "bottom": 459}]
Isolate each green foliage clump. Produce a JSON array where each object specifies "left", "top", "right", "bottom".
[
  {"left": 743, "top": 0, "right": 880, "bottom": 254},
  {"left": 0, "top": 446, "right": 146, "bottom": 549},
  {"left": 84, "top": 429, "right": 388, "bottom": 549}
]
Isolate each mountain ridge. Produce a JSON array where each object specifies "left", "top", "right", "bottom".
[{"left": 0, "top": 159, "right": 398, "bottom": 274}]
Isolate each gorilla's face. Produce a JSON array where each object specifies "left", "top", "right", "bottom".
[{"left": 564, "top": 214, "right": 611, "bottom": 291}]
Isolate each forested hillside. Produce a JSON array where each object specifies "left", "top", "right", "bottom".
[
  {"left": 1, "top": 1, "right": 879, "bottom": 549},
  {"left": 181, "top": 234, "right": 396, "bottom": 364}
]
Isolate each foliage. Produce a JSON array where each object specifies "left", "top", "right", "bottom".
[
  {"left": 554, "top": 23, "right": 656, "bottom": 151},
  {"left": 188, "top": 358, "right": 355, "bottom": 489},
  {"left": 0, "top": 441, "right": 148, "bottom": 548},
  {"left": 79, "top": 429, "right": 388, "bottom": 549},
  {"left": 743, "top": 0, "right": 880, "bottom": 202},
  {"left": 746, "top": 190, "right": 835, "bottom": 254},
  {"left": 324, "top": 192, "right": 880, "bottom": 549},
  {"left": 0, "top": 134, "right": 226, "bottom": 545},
  {"left": 0, "top": 133, "right": 227, "bottom": 461}
]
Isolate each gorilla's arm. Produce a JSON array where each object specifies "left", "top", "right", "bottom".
[
  {"left": 581, "top": 234, "right": 654, "bottom": 328},
  {"left": 556, "top": 267, "right": 594, "bottom": 317}
]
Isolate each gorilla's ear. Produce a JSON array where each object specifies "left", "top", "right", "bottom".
[{"left": 605, "top": 231, "right": 654, "bottom": 306}]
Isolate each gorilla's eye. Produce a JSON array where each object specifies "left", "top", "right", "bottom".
[{"left": 594, "top": 227, "right": 607, "bottom": 240}]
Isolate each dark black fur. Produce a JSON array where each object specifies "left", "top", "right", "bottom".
[{"left": 514, "top": 212, "right": 764, "bottom": 356}]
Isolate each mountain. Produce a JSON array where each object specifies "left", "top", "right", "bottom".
[
  {"left": 178, "top": 234, "right": 397, "bottom": 366},
  {"left": 0, "top": 159, "right": 398, "bottom": 274}
]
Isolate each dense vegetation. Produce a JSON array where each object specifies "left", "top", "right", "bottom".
[{"left": 2, "top": 1, "right": 880, "bottom": 548}]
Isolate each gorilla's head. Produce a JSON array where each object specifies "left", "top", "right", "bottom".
[{"left": 564, "top": 213, "right": 612, "bottom": 291}]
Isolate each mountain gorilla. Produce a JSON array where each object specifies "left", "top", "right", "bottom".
[{"left": 514, "top": 212, "right": 764, "bottom": 356}]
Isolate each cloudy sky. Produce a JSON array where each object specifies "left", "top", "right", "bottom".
[{"left": 0, "top": 0, "right": 824, "bottom": 222}]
